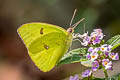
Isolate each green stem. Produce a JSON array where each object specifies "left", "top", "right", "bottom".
[
  {"left": 88, "top": 73, "right": 93, "bottom": 80},
  {"left": 103, "top": 68, "right": 108, "bottom": 78}
]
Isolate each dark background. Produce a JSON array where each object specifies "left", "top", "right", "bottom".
[{"left": 0, "top": 0, "right": 120, "bottom": 80}]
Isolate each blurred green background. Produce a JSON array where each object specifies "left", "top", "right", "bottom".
[{"left": 0, "top": 0, "right": 120, "bottom": 80}]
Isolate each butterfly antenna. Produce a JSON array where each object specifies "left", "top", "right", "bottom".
[
  {"left": 69, "top": 9, "right": 77, "bottom": 27},
  {"left": 72, "top": 18, "right": 85, "bottom": 29}
]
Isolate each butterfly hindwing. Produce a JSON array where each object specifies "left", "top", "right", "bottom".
[{"left": 29, "top": 32, "right": 71, "bottom": 72}]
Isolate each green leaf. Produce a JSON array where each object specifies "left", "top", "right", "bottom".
[
  {"left": 81, "top": 60, "right": 93, "bottom": 67},
  {"left": 106, "top": 35, "right": 120, "bottom": 50},
  {"left": 57, "top": 48, "right": 87, "bottom": 66},
  {"left": 110, "top": 73, "right": 120, "bottom": 80},
  {"left": 87, "top": 73, "right": 120, "bottom": 80}
]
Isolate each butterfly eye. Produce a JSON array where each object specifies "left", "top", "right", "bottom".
[
  {"left": 67, "top": 28, "right": 74, "bottom": 33},
  {"left": 40, "top": 28, "right": 44, "bottom": 35},
  {"left": 44, "top": 45, "right": 49, "bottom": 50}
]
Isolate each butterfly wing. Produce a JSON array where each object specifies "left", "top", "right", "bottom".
[{"left": 17, "top": 23, "right": 72, "bottom": 72}]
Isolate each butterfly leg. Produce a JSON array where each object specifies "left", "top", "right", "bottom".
[
  {"left": 73, "top": 38, "right": 81, "bottom": 43},
  {"left": 70, "top": 38, "right": 82, "bottom": 63},
  {"left": 69, "top": 38, "right": 81, "bottom": 52},
  {"left": 69, "top": 38, "right": 73, "bottom": 52}
]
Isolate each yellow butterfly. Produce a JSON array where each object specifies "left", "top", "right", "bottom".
[{"left": 17, "top": 9, "right": 85, "bottom": 72}]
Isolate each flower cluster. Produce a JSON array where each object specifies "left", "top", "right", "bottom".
[
  {"left": 81, "top": 29, "right": 105, "bottom": 46},
  {"left": 73, "top": 29, "right": 104, "bottom": 46},
  {"left": 80, "top": 29, "right": 119, "bottom": 78},
  {"left": 72, "top": 29, "right": 119, "bottom": 78}
]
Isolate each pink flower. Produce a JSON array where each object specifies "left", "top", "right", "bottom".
[
  {"left": 82, "top": 70, "right": 92, "bottom": 78},
  {"left": 92, "top": 61, "right": 99, "bottom": 71},
  {"left": 69, "top": 75, "right": 79, "bottom": 80},
  {"left": 90, "top": 29, "right": 104, "bottom": 45},
  {"left": 86, "top": 52, "right": 98, "bottom": 61},
  {"left": 102, "top": 59, "right": 112, "bottom": 70},
  {"left": 88, "top": 47, "right": 94, "bottom": 52},
  {"left": 109, "top": 52, "right": 119, "bottom": 60},
  {"left": 81, "top": 36, "right": 91, "bottom": 46},
  {"left": 100, "top": 44, "right": 112, "bottom": 53}
]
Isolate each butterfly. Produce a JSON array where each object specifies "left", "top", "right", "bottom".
[{"left": 17, "top": 9, "right": 85, "bottom": 72}]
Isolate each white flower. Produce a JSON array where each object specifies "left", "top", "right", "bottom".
[
  {"left": 100, "top": 44, "right": 112, "bottom": 53},
  {"left": 109, "top": 52, "right": 119, "bottom": 60},
  {"left": 79, "top": 32, "right": 88, "bottom": 39},
  {"left": 105, "top": 61, "right": 112, "bottom": 70},
  {"left": 102, "top": 59, "right": 112, "bottom": 70},
  {"left": 81, "top": 36, "right": 90, "bottom": 46},
  {"left": 100, "top": 44, "right": 108, "bottom": 52},
  {"left": 90, "top": 52, "right": 99, "bottom": 61}
]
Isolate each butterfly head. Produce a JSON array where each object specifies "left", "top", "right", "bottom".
[
  {"left": 67, "top": 9, "right": 85, "bottom": 34},
  {"left": 67, "top": 17, "right": 85, "bottom": 34},
  {"left": 67, "top": 27, "right": 74, "bottom": 33}
]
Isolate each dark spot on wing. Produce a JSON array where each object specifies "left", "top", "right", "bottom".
[
  {"left": 40, "top": 28, "right": 43, "bottom": 35},
  {"left": 44, "top": 45, "right": 49, "bottom": 50}
]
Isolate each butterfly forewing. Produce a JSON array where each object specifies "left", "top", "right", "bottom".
[{"left": 17, "top": 23, "right": 68, "bottom": 47}]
